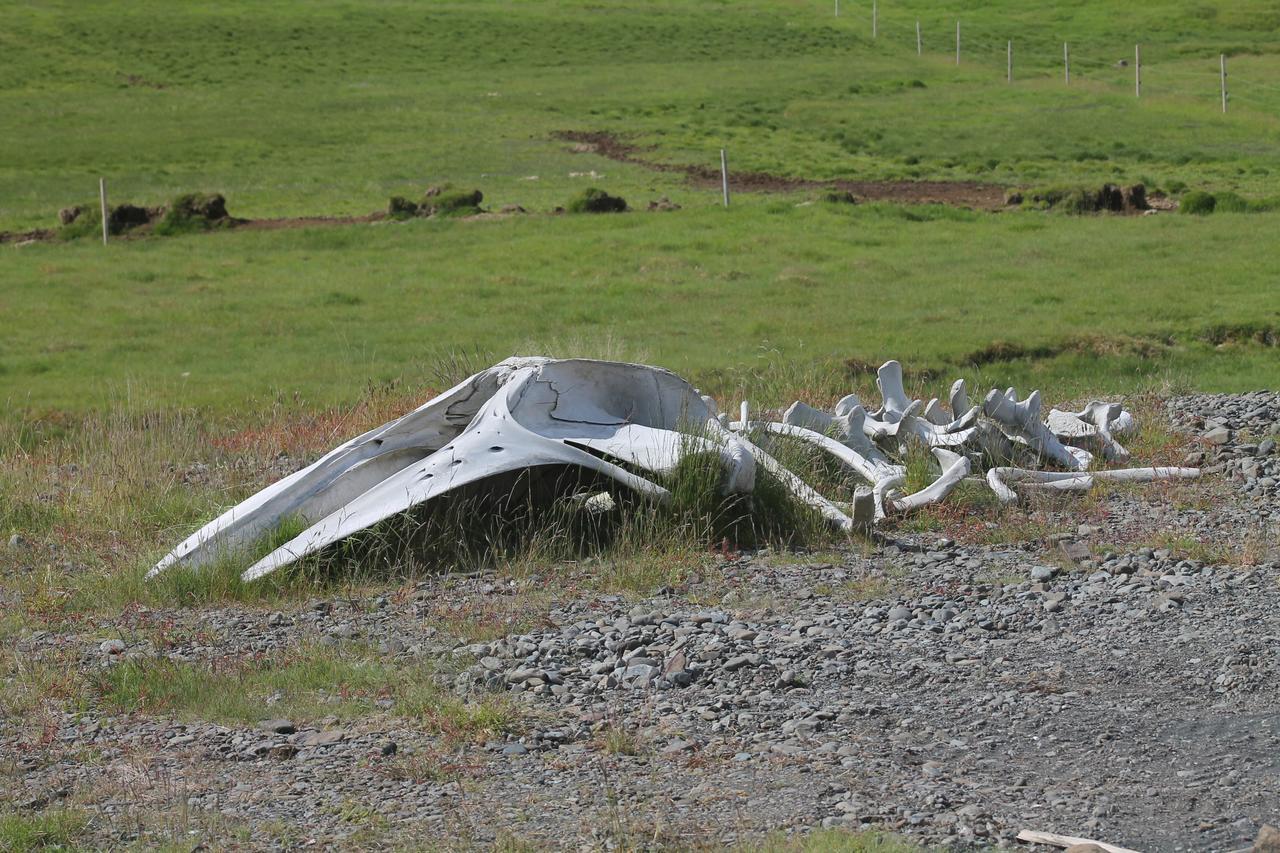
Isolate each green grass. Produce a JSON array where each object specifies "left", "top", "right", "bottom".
[
  {"left": 4, "top": 202, "right": 1278, "bottom": 416},
  {"left": 5, "top": 0, "right": 1280, "bottom": 235},
  {"left": 92, "top": 643, "right": 518, "bottom": 739},
  {"left": 3, "top": 0, "right": 1280, "bottom": 417},
  {"left": 0, "top": 808, "right": 90, "bottom": 852}
]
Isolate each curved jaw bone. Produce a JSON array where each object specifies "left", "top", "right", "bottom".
[{"left": 153, "top": 359, "right": 756, "bottom": 583}]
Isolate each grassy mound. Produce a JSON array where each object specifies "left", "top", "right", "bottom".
[
  {"left": 388, "top": 187, "right": 484, "bottom": 219},
  {"left": 153, "top": 193, "right": 232, "bottom": 236},
  {"left": 1020, "top": 183, "right": 1147, "bottom": 214},
  {"left": 1180, "top": 190, "right": 1280, "bottom": 215},
  {"left": 567, "top": 187, "right": 627, "bottom": 213}
]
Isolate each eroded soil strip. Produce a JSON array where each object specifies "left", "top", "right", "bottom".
[{"left": 556, "top": 130, "right": 1009, "bottom": 210}]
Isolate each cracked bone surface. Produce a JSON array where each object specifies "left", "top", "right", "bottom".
[{"left": 152, "top": 358, "right": 1202, "bottom": 582}]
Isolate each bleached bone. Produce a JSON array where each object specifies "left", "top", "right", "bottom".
[
  {"left": 1092, "top": 466, "right": 1199, "bottom": 484},
  {"left": 875, "top": 360, "right": 914, "bottom": 421},
  {"left": 152, "top": 356, "right": 1204, "bottom": 582},
  {"left": 1047, "top": 402, "right": 1132, "bottom": 463},
  {"left": 781, "top": 402, "right": 898, "bottom": 478},
  {"left": 923, "top": 398, "right": 949, "bottom": 426},
  {"left": 987, "top": 466, "right": 1200, "bottom": 503},
  {"left": 982, "top": 388, "right": 1091, "bottom": 470},
  {"left": 154, "top": 359, "right": 755, "bottom": 582},
  {"left": 1077, "top": 400, "right": 1131, "bottom": 461},
  {"left": 949, "top": 378, "right": 970, "bottom": 421},
  {"left": 888, "top": 449, "right": 972, "bottom": 514},
  {"left": 727, "top": 416, "right": 860, "bottom": 529},
  {"left": 150, "top": 357, "right": 547, "bottom": 576}
]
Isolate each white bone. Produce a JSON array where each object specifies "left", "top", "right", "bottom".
[
  {"left": 151, "top": 357, "right": 1205, "bottom": 582},
  {"left": 923, "top": 398, "right": 949, "bottom": 426},
  {"left": 949, "top": 378, "right": 970, "bottom": 421},
  {"left": 982, "top": 388, "right": 1090, "bottom": 470},
  {"left": 888, "top": 449, "right": 972, "bottom": 514},
  {"left": 987, "top": 466, "right": 1199, "bottom": 503},
  {"left": 154, "top": 359, "right": 754, "bottom": 582}
]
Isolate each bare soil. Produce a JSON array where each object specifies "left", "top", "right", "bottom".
[{"left": 556, "top": 130, "right": 1010, "bottom": 210}]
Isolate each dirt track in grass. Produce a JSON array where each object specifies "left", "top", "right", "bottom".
[{"left": 555, "top": 130, "right": 1010, "bottom": 210}]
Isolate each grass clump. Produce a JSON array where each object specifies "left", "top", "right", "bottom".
[
  {"left": 424, "top": 188, "right": 483, "bottom": 217},
  {"left": 820, "top": 190, "right": 858, "bottom": 205},
  {"left": 0, "top": 808, "right": 90, "bottom": 852},
  {"left": 56, "top": 202, "right": 152, "bottom": 240},
  {"left": 1180, "top": 190, "right": 1280, "bottom": 214},
  {"left": 1180, "top": 190, "right": 1217, "bottom": 215},
  {"left": 566, "top": 187, "right": 627, "bottom": 213},
  {"left": 153, "top": 192, "right": 230, "bottom": 236},
  {"left": 745, "top": 828, "right": 920, "bottom": 852},
  {"left": 387, "top": 188, "right": 484, "bottom": 218},
  {"left": 92, "top": 642, "right": 520, "bottom": 740}
]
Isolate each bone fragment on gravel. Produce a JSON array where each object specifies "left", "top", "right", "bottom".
[
  {"left": 988, "top": 466, "right": 1200, "bottom": 504},
  {"left": 1014, "top": 829, "right": 1142, "bottom": 853}
]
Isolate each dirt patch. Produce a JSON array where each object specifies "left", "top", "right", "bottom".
[
  {"left": 965, "top": 334, "right": 1176, "bottom": 366},
  {"left": 556, "top": 130, "right": 1009, "bottom": 210}
]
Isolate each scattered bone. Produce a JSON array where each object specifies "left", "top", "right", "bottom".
[
  {"left": 153, "top": 358, "right": 1201, "bottom": 582},
  {"left": 1015, "top": 829, "right": 1142, "bottom": 853}
]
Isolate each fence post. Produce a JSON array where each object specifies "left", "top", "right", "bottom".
[
  {"left": 1007, "top": 41, "right": 1012, "bottom": 83},
  {"left": 1063, "top": 42, "right": 1070, "bottom": 85},
  {"left": 955, "top": 20, "right": 960, "bottom": 66},
  {"left": 872, "top": 0, "right": 877, "bottom": 38},
  {"left": 1220, "top": 54, "right": 1228, "bottom": 112},
  {"left": 916, "top": 20, "right": 921, "bottom": 56},
  {"left": 720, "top": 149, "right": 730, "bottom": 207},
  {"left": 99, "top": 178, "right": 109, "bottom": 246},
  {"left": 834, "top": 0, "right": 838, "bottom": 17},
  {"left": 1135, "top": 44, "right": 1141, "bottom": 98}
]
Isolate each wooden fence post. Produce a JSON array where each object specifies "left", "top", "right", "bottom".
[
  {"left": 872, "top": 0, "right": 877, "bottom": 39},
  {"left": 720, "top": 149, "right": 730, "bottom": 207},
  {"left": 1135, "top": 44, "right": 1141, "bottom": 98},
  {"left": 955, "top": 20, "right": 960, "bottom": 66},
  {"left": 1063, "top": 42, "right": 1070, "bottom": 85},
  {"left": 1220, "top": 54, "right": 1228, "bottom": 112},
  {"left": 99, "top": 178, "right": 109, "bottom": 246},
  {"left": 916, "top": 20, "right": 921, "bottom": 56},
  {"left": 1007, "top": 41, "right": 1012, "bottom": 83}
]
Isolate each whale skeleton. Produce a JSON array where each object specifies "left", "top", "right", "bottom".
[{"left": 150, "top": 357, "right": 1199, "bottom": 582}]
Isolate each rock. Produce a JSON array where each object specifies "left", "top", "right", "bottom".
[
  {"left": 1254, "top": 824, "right": 1280, "bottom": 852},
  {"left": 723, "top": 654, "right": 762, "bottom": 672},
  {"left": 1030, "top": 565, "right": 1057, "bottom": 582},
  {"left": 887, "top": 605, "right": 913, "bottom": 622},
  {"left": 1204, "top": 426, "right": 1232, "bottom": 445},
  {"left": 260, "top": 719, "right": 296, "bottom": 735},
  {"left": 502, "top": 743, "right": 528, "bottom": 756},
  {"left": 379, "top": 741, "right": 398, "bottom": 756},
  {"left": 662, "top": 738, "right": 695, "bottom": 754},
  {"left": 7, "top": 533, "right": 26, "bottom": 550},
  {"left": 295, "top": 730, "right": 345, "bottom": 747},
  {"left": 1065, "top": 845, "right": 1109, "bottom": 853},
  {"left": 99, "top": 639, "right": 125, "bottom": 655}
]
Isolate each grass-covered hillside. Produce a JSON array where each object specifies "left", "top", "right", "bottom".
[{"left": 2, "top": 0, "right": 1279, "bottom": 415}]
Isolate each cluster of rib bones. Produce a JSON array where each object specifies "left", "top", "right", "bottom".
[{"left": 150, "top": 357, "right": 1199, "bottom": 583}]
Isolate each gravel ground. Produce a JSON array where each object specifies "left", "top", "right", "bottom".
[{"left": 3, "top": 394, "right": 1278, "bottom": 851}]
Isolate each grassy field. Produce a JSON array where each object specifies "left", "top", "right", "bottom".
[
  {"left": 5, "top": 0, "right": 1280, "bottom": 233},
  {"left": 4, "top": 199, "right": 1280, "bottom": 415},
  {"left": 1, "top": 0, "right": 1278, "bottom": 574}
]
